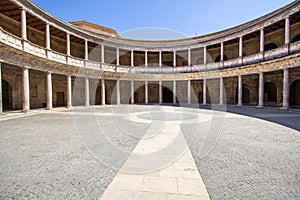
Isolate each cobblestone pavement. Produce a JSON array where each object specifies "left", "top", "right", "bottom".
[
  {"left": 184, "top": 110, "right": 300, "bottom": 199},
  {"left": 0, "top": 105, "right": 299, "bottom": 199}
]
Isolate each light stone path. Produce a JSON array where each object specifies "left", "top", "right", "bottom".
[{"left": 100, "top": 106, "right": 210, "bottom": 200}]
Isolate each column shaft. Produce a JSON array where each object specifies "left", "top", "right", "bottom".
[
  {"left": 116, "top": 48, "right": 120, "bottom": 65},
  {"left": 220, "top": 42, "right": 224, "bottom": 61},
  {"left": 285, "top": 17, "right": 290, "bottom": 45},
  {"left": 159, "top": 51, "right": 162, "bottom": 67},
  {"left": 239, "top": 37, "right": 243, "bottom": 57},
  {"left": 101, "top": 45, "right": 105, "bottom": 63},
  {"left": 131, "top": 80, "right": 134, "bottom": 104},
  {"left": 188, "top": 80, "right": 191, "bottom": 104},
  {"left": 282, "top": 69, "right": 289, "bottom": 109},
  {"left": 85, "top": 40, "right": 89, "bottom": 60},
  {"left": 159, "top": 81, "right": 162, "bottom": 104},
  {"left": 173, "top": 50, "right": 176, "bottom": 67},
  {"left": 66, "top": 33, "right": 71, "bottom": 56},
  {"left": 67, "top": 75, "right": 72, "bottom": 108},
  {"left": 237, "top": 75, "right": 242, "bottom": 106},
  {"left": 260, "top": 29, "right": 264, "bottom": 52},
  {"left": 116, "top": 80, "right": 120, "bottom": 104},
  {"left": 46, "top": 23, "right": 50, "bottom": 50},
  {"left": 131, "top": 50, "right": 134, "bottom": 67},
  {"left": 188, "top": 49, "right": 191, "bottom": 66},
  {"left": 145, "top": 51, "right": 148, "bottom": 67},
  {"left": 258, "top": 72, "right": 264, "bottom": 107},
  {"left": 203, "top": 46, "right": 207, "bottom": 65},
  {"left": 85, "top": 78, "right": 89, "bottom": 106},
  {"left": 203, "top": 79, "right": 207, "bottom": 105},
  {"left": 21, "top": 9, "right": 27, "bottom": 40},
  {"left": 46, "top": 72, "right": 52, "bottom": 109},
  {"left": 22, "top": 67, "right": 30, "bottom": 112},
  {"left": 101, "top": 79, "right": 105, "bottom": 105},
  {"left": 173, "top": 80, "right": 176, "bottom": 104},
  {"left": 145, "top": 81, "right": 148, "bottom": 104},
  {"left": 220, "top": 77, "right": 224, "bottom": 105}
]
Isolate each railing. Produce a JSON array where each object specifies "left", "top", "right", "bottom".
[{"left": 0, "top": 28, "right": 299, "bottom": 75}]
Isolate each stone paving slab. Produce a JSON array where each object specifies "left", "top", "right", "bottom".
[{"left": 100, "top": 107, "right": 210, "bottom": 200}]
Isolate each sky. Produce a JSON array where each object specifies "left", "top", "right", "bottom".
[{"left": 31, "top": 0, "right": 293, "bottom": 40}]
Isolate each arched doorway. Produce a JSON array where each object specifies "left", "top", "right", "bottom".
[
  {"left": 264, "top": 82, "right": 277, "bottom": 103},
  {"left": 162, "top": 87, "right": 173, "bottom": 103},
  {"left": 264, "top": 43, "right": 278, "bottom": 51},
  {"left": 235, "top": 84, "right": 250, "bottom": 104},
  {"left": 2, "top": 79, "right": 13, "bottom": 111},
  {"left": 290, "top": 79, "right": 300, "bottom": 107}
]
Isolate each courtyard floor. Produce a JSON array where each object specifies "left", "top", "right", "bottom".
[{"left": 0, "top": 105, "right": 299, "bottom": 199}]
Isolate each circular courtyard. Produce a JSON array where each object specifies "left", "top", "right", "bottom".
[{"left": 0, "top": 105, "right": 299, "bottom": 199}]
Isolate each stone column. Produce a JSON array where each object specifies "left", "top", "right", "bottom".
[
  {"left": 258, "top": 72, "right": 264, "bottom": 107},
  {"left": 282, "top": 69, "right": 289, "bottom": 109},
  {"left": 220, "top": 77, "right": 224, "bottom": 105},
  {"left": 101, "top": 79, "right": 105, "bottom": 105},
  {"left": 188, "top": 49, "right": 191, "bottom": 66},
  {"left": 260, "top": 29, "right": 264, "bottom": 52},
  {"left": 66, "top": 75, "right": 72, "bottom": 108},
  {"left": 22, "top": 67, "right": 30, "bottom": 112},
  {"left": 239, "top": 37, "right": 243, "bottom": 57},
  {"left": 85, "top": 39, "right": 89, "bottom": 60},
  {"left": 159, "top": 51, "right": 162, "bottom": 67},
  {"left": 85, "top": 78, "right": 89, "bottom": 106},
  {"left": 116, "top": 80, "right": 120, "bottom": 104},
  {"left": 116, "top": 48, "right": 120, "bottom": 65},
  {"left": 285, "top": 17, "right": 290, "bottom": 45},
  {"left": 159, "top": 81, "right": 162, "bottom": 104},
  {"left": 203, "top": 79, "right": 207, "bottom": 105},
  {"left": 0, "top": 62, "right": 2, "bottom": 113},
  {"left": 46, "top": 23, "right": 50, "bottom": 50},
  {"left": 131, "top": 50, "right": 134, "bottom": 67},
  {"left": 46, "top": 72, "right": 52, "bottom": 109},
  {"left": 237, "top": 75, "right": 242, "bottom": 106},
  {"left": 220, "top": 42, "right": 224, "bottom": 62},
  {"left": 173, "top": 50, "right": 176, "bottom": 67},
  {"left": 145, "top": 51, "right": 148, "bottom": 67},
  {"left": 21, "top": 8, "right": 27, "bottom": 40},
  {"left": 101, "top": 45, "right": 105, "bottom": 63},
  {"left": 145, "top": 81, "right": 148, "bottom": 104},
  {"left": 131, "top": 80, "right": 134, "bottom": 104},
  {"left": 173, "top": 80, "right": 176, "bottom": 104},
  {"left": 188, "top": 80, "right": 191, "bottom": 104},
  {"left": 203, "top": 46, "right": 207, "bottom": 65},
  {"left": 66, "top": 33, "right": 71, "bottom": 56}
]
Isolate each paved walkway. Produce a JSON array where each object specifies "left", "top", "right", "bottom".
[{"left": 100, "top": 106, "right": 210, "bottom": 200}]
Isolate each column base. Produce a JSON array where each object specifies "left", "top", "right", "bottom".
[
  {"left": 46, "top": 107, "right": 52, "bottom": 110},
  {"left": 22, "top": 109, "right": 30, "bottom": 113},
  {"left": 281, "top": 106, "right": 289, "bottom": 110},
  {"left": 236, "top": 104, "right": 242, "bottom": 107},
  {"left": 256, "top": 105, "right": 264, "bottom": 108}
]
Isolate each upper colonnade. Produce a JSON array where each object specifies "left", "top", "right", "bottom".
[{"left": 0, "top": 0, "right": 299, "bottom": 74}]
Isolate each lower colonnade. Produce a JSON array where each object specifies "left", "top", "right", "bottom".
[{"left": 0, "top": 61, "right": 299, "bottom": 113}]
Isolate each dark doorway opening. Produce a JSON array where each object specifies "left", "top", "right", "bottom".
[
  {"left": 95, "top": 86, "right": 102, "bottom": 105},
  {"left": 235, "top": 84, "right": 250, "bottom": 104},
  {"left": 2, "top": 79, "right": 13, "bottom": 111},
  {"left": 264, "top": 82, "right": 277, "bottom": 103},
  {"left": 163, "top": 87, "right": 173, "bottom": 103},
  {"left": 290, "top": 79, "right": 300, "bottom": 107},
  {"left": 56, "top": 92, "right": 65, "bottom": 107}
]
